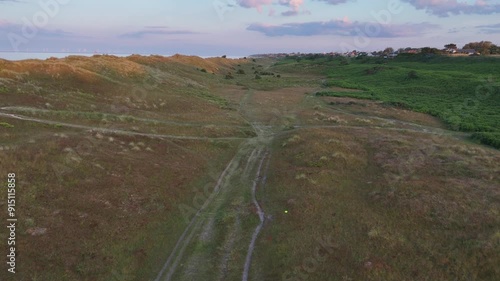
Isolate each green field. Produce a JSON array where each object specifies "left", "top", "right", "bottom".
[{"left": 273, "top": 55, "right": 500, "bottom": 148}]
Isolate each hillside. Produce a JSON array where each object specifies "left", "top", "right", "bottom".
[{"left": 0, "top": 54, "right": 499, "bottom": 281}]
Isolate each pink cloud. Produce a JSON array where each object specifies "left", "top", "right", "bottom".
[
  {"left": 402, "top": 0, "right": 500, "bottom": 16},
  {"left": 279, "top": 0, "right": 306, "bottom": 16},
  {"left": 238, "top": 0, "right": 307, "bottom": 16},
  {"left": 279, "top": 0, "right": 304, "bottom": 11},
  {"left": 237, "top": 0, "right": 273, "bottom": 12},
  {"left": 315, "top": 0, "right": 354, "bottom": 5}
]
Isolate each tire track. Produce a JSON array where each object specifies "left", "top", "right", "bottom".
[
  {"left": 1, "top": 106, "right": 250, "bottom": 129},
  {"left": 154, "top": 153, "right": 240, "bottom": 281},
  {"left": 242, "top": 151, "right": 269, "bottom": 281},
  {"left": 0, "top": 112, "right": 246, "bottom": 141}
]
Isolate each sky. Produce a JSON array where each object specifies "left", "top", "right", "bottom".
[{"left": 0, "top": 0, "right": 499, "bottom": 56}]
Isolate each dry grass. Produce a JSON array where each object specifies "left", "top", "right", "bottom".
[
  {"left": 1, "top": 55, "right": 498, "bottom": 281},
  {"left": 0, "top": 120, "right": 240, "bottom": 280},
  {"left": 0, "top": 54, "right": 248, "bottom": 280},
  {"left": 255, "top": 125, "right": 499, "bottom": 281}
]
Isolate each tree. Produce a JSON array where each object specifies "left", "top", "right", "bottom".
[
  {"left": 444, "top": 43, "right": 457, "bottom": 50},
  {"left": 383, "top": 47, "right": 394, "bottom": 54},
  {"left": 490, "top": 44, "right": 500, "bottom": 54},
  {"left": 463, "top": 41, "right": 494, "bottom": 55},
  {"left": 421, "top": 47, "right": 442, "bottom": 55}
]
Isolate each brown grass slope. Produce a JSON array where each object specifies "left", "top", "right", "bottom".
[
  {"left": 0, "top": 55, "right": 498, "bottom": 281},
  {"left": 0, "top": 54, "right": 249, "bottom": 281}
]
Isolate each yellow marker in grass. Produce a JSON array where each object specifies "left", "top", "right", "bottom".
[{"left": 284, "top": 210, "right": 288, "bottom": 214}]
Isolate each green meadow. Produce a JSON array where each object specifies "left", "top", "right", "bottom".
[{"left": 275, "top": 55, "right": 500, "bottom": 148}]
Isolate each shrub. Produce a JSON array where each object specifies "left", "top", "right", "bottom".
[
  {"left": 200, "top": 68, "right": 207, "bottom": 73},
  {"left": 0, "top": 122, "right": 14, "bottom": 128},
  {"left": 237, "top": 69, "right": 245, "bottom": 75},
  {"left": 225, "top": 72, "right": 234, "bottom": 79},
  {"left": 471, "top": 132, "right": 500, "bottom": 149},
  {"left": 365, "top": 66, "right": 385, "bottom": 75},
  {"left": 339, "top": 58, "right": 349, "bottom": 65},
  {"left": 259, "top": 71, "right": 274, "bottom": 76},
  {"left": 407, "top": 70, "right": 418, "bottom": 79},
  {"left": 255, "top": 75, "right": 262, "bottom": 80},
  {"left": 365, "top": 69, "right": 375, "bottom": 75}
]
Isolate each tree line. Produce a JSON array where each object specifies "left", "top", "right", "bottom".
[
  {"left": 435, "top": 41, "right": 498, "bottom": 55},
  {"left": 380, "top": 41, "right": 499, "bottom": 56}
]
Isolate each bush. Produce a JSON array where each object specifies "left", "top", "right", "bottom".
[
  {"left": 200, "top": 68, "right": 207, "bottom": 73},
  {"left": 277, "top": 74, "right": 281, "bottom": 78},
  {"left": 339, "top": 58, "right": 349, "bottom": 65},
  {"left": 407, "top": 70, "right": 418, "bottom": 79},
  {"left": 365, "top": 66, "right": 385, "bottom": 75},
  {"left": 255, "top": 75, "right": 262, "bottom": 80},
  {"left": 225, "top": 72, "right": 234, "bottom": 79},
  {"left": 472, "top": 132, "right": 500, "bottom": 149},
  {"left": 384, "top": 101, "right": 411, "bottom": 109},
  {"left": 0, "top": 122, "right": 14, "bottom": 128},
  {"left": 259, "top": 71, "right": 274, "bottom": 76},
  {"left": 237, "top": 69, "right": 245, "bottom": 75}
]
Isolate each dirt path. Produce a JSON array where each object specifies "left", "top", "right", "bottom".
[
  {"left": 0, "top": 111, "right": 246, "bottom": 141},
  {"left": 0, "top": 106, "right": 250, "bottom": 129},
  {"left": 154, "top": 152, "right": 240, "bottom": 281},
  {"left": 154, "top": 128, "right": 272, "bottom": 280},
  {"left": 242, "top": 151, "right": 269, "bottom": 281}
]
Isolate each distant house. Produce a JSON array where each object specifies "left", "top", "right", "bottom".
[
  {"left": 403, "top": 48, "right": 420, "bottom": 54},
  {"left": 457, "top": 49, "right": 477, "bottom": 55}
]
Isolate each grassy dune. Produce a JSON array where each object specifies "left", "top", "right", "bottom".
[{"left": 0, "top": 54, "right": 498, "bottom": 281}]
